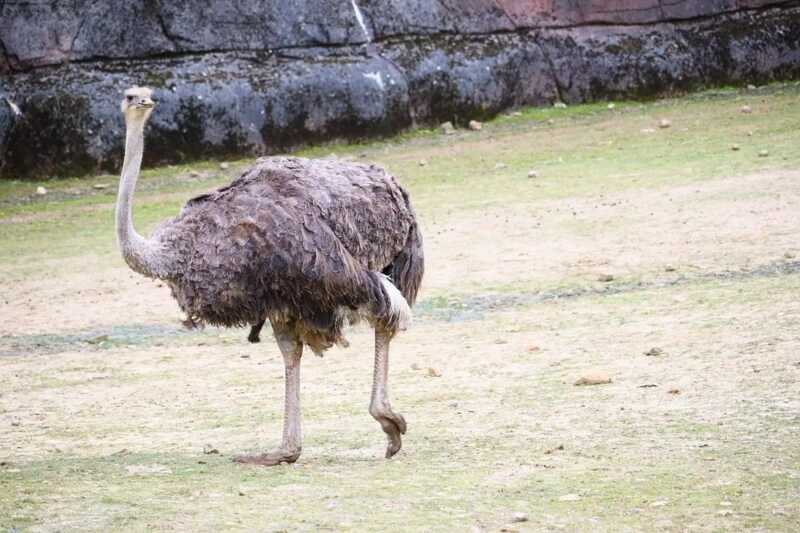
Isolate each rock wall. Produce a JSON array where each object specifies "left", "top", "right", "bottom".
[{"left": 1, "top": 1, "right": 800, "bottom": 178}]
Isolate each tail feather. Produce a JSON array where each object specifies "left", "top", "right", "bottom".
[
  {"left": 378, "top": 274, "right": 412, "bottom": 331},
  {"left": 389, "top": 220, "right": 424, "bottom": 306}
]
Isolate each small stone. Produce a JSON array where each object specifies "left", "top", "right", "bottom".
[
  {"left": 468, "top": 120, "right": 482, "bottom": 131},
  {"left": 494, "top": 162, "right": 507, "bottom": 170},
  {"left": 664, "top": 265, "right": 677, "bottom": 272},
  {"left": 758, "top": 149, "right": 769, "bottom": 157},
  {"left": 440, "top": 121, "right": 455, "bottom": 135},
  {"left": 651, "top": 500, "right": 668, "bottom": 507},
  {"left": 747, "top": 131, "right": 754, "bottom": 137},
  {"left": 553, "top": 101, "right": 567, "bottom": 109},
  {"left": 597, "top": 274, "right": 614, "bottom": 282},
  {"left": 607, "top": 102, "right": 616, "bottom": 109},
  {"left": 740, "top": 105, "right": 752, "bottom": 114},
  {"left": 784, "top": 251, "right": 796, "bottom": 259},
  {"left": 418, "top": 159, "right": 427, "bottom": 167},
  {"left": 574, "top": 371, "right": 611, "bottom": 386},
  {"left": 426, "top": 367, "right": 442, "bottom": 378},
  {"left": 238, "top": 490, "right": 245, "bottom": 496},
  {"left": 747, "top": 84, "right": 757, "bottom": 90},
  {"left": 527, "top": 345, "right": 540, "bottom": 353},
  {"left": 718, "top": 510, "right": 732, "bottom": 516},
  {"left": 644, "top": 347, "right": 664, "bottom": 357},
  {"left": 93, "top": 183, "right": 109, "bottom": 190},
  {"left": 203, "top": 444, "right": 219, "bottom": 455},
  {"left": 188, "top": 170, "right": 200, "bottom": 178},
  {"left": 511, "top": 512, "right": 528, "bottom": 523},
  {"left": 547, "top": 119, "right": 555, "bottom": 125},
  {"left": 358, "top": 152, "right": 368, "bottom": 158},
  {"left": 219, "top": 162, "right": 230, "bottom": 170},
  {"left": 527, "top": 170, "right": 538, "bottom": 178},
  {"left": 640, "top": 128, "right": 656, "bottom": 134},
  {"left": 559, "top": 494, "right": 581, "bottom": 501},
  {"left": 658, "top": 118, "right": 671, "bottom": 129},
  {"left": 668, "top": 388, "right": 681, "bottom": 395},
  {"left": 36, "top": 186, "right": 47, "bottom": 195}
]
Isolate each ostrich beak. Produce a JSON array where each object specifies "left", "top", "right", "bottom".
[{"left": 140, "top": 97, "right": 155, "bottom": 109}]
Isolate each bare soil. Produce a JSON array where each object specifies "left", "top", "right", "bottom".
[{"left": 2, "top": 89, "right": 799, "bottom": 531}]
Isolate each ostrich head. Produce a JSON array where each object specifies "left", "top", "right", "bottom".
[{"left": 120, "top": 87, "right": 155, "bottom": 123}]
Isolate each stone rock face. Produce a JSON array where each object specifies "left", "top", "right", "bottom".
[
  {"left": 0, "top": 1, "right": 368, "bottom": 70},
  {"left": 0, "top": 99, "right": 17, "bottom": 170},
  {"left": 1, "top": 1, "right": 799, "bottom": 178}
]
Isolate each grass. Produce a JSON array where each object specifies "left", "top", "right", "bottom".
[
  {"left": 2, "top": 83, "right": 800, "bottom": 531},
  {"left": 1, "top": 86, "right": 796, "bottom": 207},
  {"left": 3, "top": 409, "right": 793, "bottom": 531},
  {"left": 2, "top": 83, "right": 799, "bottom": 276}
]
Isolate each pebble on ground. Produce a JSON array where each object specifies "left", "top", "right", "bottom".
[{"left": 575, "top": 371, "right": 612, "bottom": 386}]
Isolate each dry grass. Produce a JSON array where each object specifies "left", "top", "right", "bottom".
[{"left": 2, "top": 84, "right": 800, "bottom": 532}]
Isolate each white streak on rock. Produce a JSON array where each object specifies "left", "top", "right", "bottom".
[
  {"left": 4, "top": 98, "right": 21, "bottom": 117},
  {"left": 350, "top": 0, "right": 372, "bottom": 43},
  {"left": 363, "top": 72, "right": 385, "bottom": 90}
]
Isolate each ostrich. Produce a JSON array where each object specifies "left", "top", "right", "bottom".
[{"left": 116, "top": 87, "right": 424, "bottom": 465}]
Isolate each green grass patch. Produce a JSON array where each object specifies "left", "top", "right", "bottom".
[{"left": 3, "top": 83, "right": 800, "bottom": 272}]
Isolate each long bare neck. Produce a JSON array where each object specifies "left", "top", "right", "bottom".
[{"left": 116, "top": 117, "right": 167, "bottom": 278}]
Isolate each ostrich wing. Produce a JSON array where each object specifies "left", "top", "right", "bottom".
[{"left": 157, "top": 157, "right": 415, "bottom": 334}]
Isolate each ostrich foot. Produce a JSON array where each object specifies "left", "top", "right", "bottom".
[
  {"left": 247, "top": 319, "right": 266, "bottom": 343},
  {"left": 370, "top": 405, "right": 406, "bottom": 458},
  {"left": 232, "top": 448, "right": 301, "bottom": 466}
]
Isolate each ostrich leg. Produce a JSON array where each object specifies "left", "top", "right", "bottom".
[
  {"left": 247, "top": 318, "right": 266, "bottom": 343},
  {"left": 234, "top": 327, "right": 303, "bottom": 466},
  {"left": 369, "top": 327, "right": 407, "bottom": 458}
]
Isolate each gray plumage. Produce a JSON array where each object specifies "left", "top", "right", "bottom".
[
  {"left": 156, "top": 156, "right": 424, "bottom": 354},
  {"left": 116, "top": 86, "right": 423, "bottom": 465}
]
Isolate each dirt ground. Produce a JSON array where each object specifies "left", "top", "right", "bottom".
[{"left": 1, "top": 86, "right": 800, "bottom": 531}]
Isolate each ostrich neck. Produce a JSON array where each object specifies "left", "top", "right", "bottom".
[{"left": 116, "top": 118, "right": 169, "bottom": 279}]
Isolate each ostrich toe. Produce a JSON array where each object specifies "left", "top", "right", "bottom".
[
  {"left": 371, "top": 406, "right": 406, "bottom": 458},
  {"left": 232, "top": 448, "right": 301, "bottom": 467}
]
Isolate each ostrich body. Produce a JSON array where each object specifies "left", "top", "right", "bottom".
[{"left": 116, "top": 87, "right": 424, "bottom": 465}]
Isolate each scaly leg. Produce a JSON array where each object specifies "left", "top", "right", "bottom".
[
  {"left": 234, "top": 328, "right": 303, "bottom": 466},
  {"left": 369, "top": 327, "right": 407, "bottom": 458}
]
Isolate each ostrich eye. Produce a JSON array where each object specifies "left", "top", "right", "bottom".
[{"left": 126, "top": 95, "right": 134, "bottom": 102}]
